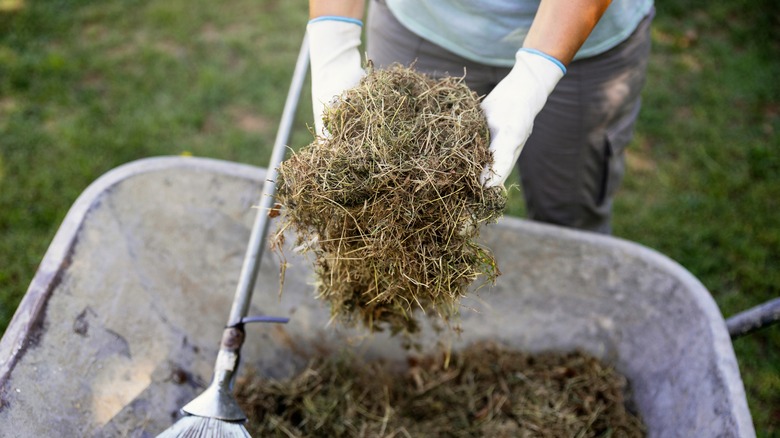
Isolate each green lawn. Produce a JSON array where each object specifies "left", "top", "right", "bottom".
[{"left": 1, "top": 0, "right": 778, "bottom": 434}]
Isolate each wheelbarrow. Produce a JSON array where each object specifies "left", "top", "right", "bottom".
[{"left": 0, "top": 153, "right": 759, "bottom": 437}]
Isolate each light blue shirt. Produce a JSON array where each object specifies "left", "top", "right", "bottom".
[{"left": 385, "top": 0, "right": 654, "bottom": 66}]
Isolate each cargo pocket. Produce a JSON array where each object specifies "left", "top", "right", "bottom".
[{"left": 597, "top": 102, "right": 641, "bottom": 206}]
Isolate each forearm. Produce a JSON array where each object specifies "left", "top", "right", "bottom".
[
  {"left": 523, "top": 0, "right": 611, "bottom": 65},
  {"left": 309, "top": 0, "right": 365, "bottom": 20}
]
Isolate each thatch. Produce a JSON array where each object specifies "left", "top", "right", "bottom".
[
  {"left": 273, "top": 65, "right": 506, "bottom": 333},
  {"left": 235, "top": 342, "right": 646, "bottom": 437}
]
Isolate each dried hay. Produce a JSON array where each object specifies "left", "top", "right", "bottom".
[
  {"left": 235, "top": 342, "right": 646, "bottom": 437},
  {"left": 273, "top": 65, "right": 507, "bottom": 333}
]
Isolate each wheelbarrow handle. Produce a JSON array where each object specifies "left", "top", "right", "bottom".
[{"left": 726, "top": 297, "right": 780, "bottom": 339}]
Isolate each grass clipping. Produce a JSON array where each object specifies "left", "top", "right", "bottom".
[
  {"left": 235, "top": 342, "right": 646, "bottom": 437},
  {"left": 274, "top": 65, "right": 507, "bottom": 333}
]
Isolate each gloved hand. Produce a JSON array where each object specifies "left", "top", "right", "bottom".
[
  {"left": 307, "top": 17, "right": 366, "bottom": 136},
  {"left": 480, "top": 48, "right": 566, "bottom": 187}
]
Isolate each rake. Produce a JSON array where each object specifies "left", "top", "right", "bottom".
[{"left": 156, "top": 32, "right": 310, "bottom": 437}]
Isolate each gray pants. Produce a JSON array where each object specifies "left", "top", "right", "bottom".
[{"left": 366, "top": 1, "right": 654, "bottom": 233}]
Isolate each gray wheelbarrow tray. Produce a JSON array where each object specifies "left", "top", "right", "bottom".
[{"left": 0, "top": 156, "right": 755, "bottom": 437}]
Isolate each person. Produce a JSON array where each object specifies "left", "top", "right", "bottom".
[{"left": 307, "top": 0, "right": 654, "bottom": 234}]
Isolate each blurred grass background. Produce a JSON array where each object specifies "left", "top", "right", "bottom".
[{"left": 1, "top": 0, "right": 778, "bottom": 434}]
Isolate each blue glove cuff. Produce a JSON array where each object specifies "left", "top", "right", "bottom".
[
  {"left": 308, "top": 16, "right": 363, "bottom": 27},
  {"left": 519, "top": 48, "right": 567, "bottom": 75}
]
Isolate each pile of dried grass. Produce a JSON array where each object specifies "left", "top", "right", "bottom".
[
  {"left": 235, "top": 342, "right": 646, "bottom": 437},
  {"left": 274, "top": 65, "right": 506, "bottom": 333}
]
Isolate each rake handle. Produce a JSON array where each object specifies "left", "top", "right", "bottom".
[{"left": 226, "top": 34, "right": 310, "bottom": 328}]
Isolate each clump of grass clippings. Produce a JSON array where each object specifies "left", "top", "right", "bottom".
[
  {"left": 235, "top": 342, "right": 647, "bottom": 437},
  {"left": 273, "top": 64, "right": 507, "bottom": 334}
]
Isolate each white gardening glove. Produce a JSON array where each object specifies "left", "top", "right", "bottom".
[
  {"left": 480, "top": 48, "right": 566, "bottom": 187},
  {"left": 307, "top": 17, "right": 366, "bottom": 136}
]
